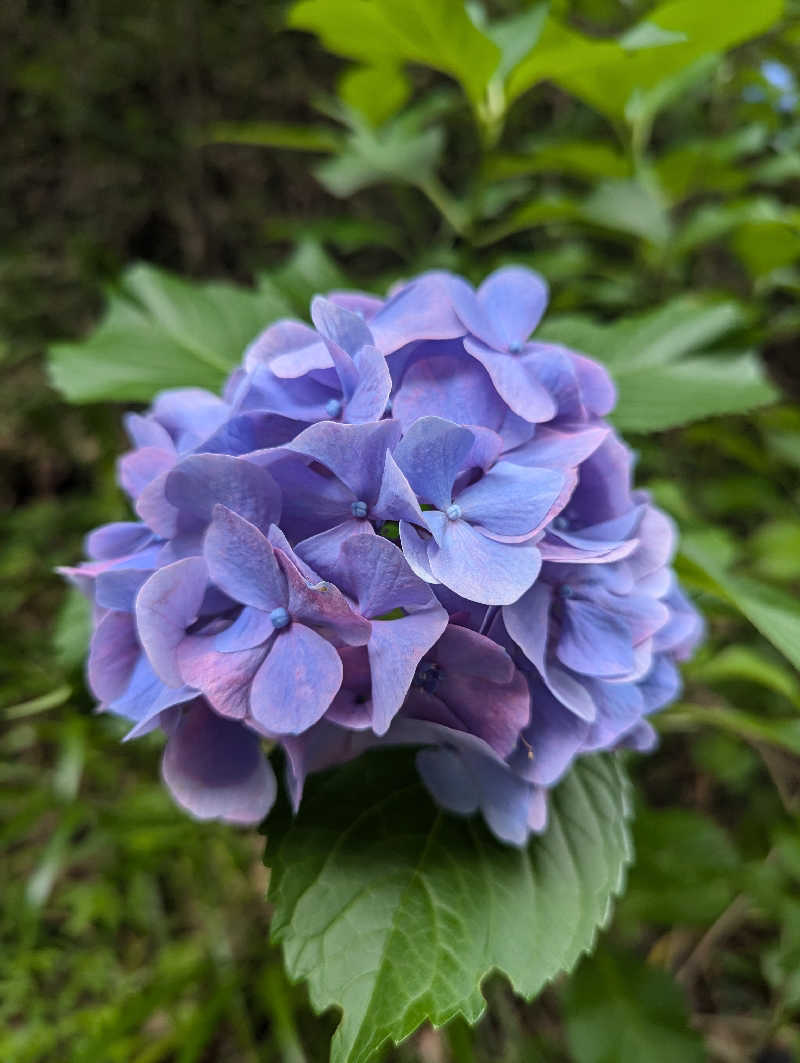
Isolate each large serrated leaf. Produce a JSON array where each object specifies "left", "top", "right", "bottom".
[
  {"left": 49, "top": 264, "right": 292, "bottom": 403},
  {"left": 266, "top": 750, "right": 632, "bottom": 1063}
]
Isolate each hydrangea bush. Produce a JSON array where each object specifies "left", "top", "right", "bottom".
[{"left": 61, "top": 266, "right": 703, "bottom": 845}]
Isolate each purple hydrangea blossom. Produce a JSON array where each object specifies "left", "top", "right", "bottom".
[{"left": 62, "top": 265, "right": 703, "bottom": 844}]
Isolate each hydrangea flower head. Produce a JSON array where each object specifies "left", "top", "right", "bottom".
[{"left": 61, "top": 265, "right": 703, "bottom": 846}]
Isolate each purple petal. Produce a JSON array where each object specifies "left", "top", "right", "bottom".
[
  {"left": 250, "top": 623, "right": 343, "bottom": 734},
  {"left": 373, "top": 451, "right": 426, "bottom": 525},
  {"left": 369, "top": 272, "right": 465, "bottom": 353},
  {"left": 86, "top": 522, "right": 155, "bottom": 561},
  {"left": 557, "top": 597, "right": 635, "bottom": 677},
  {"left": 326, "top": 645, "right": 374, "bottom": 730},
  {"left": 295, "top": 521, "right": 376, "bottom": 581},
  {"left": 136, "top": 557, "right": 208, "bottom": 687},
  {"left": 368, "top": 611, "right": 448, "bottom": 734},
  {"left": 311, "top": 295, "right": 374, "bottom": 358},
  {"left": 477, "top": 266, "right": 549, "bottom": 348},
  {"left": 215, "top": 606, "right": 278, "bottom": 652},
  {"left": 287, "top": 419, "right": 400, "bottom": 502},
  {"left": 278, "top": 550, "right": 371, "bottom": 647},
  {"left": 336, "top": 534, "right": 441, "bottom": 617},
  {"left": 463, "top": 339, "right": 557, "bottom": 422},
  {"left": 119, "top": 446, "right": 175, "bottom": 499},
  {"left": 507, "top": 424, "right": 609, "bottom": 469},
  {"left": 165, "top": 454, "right": 281, "bottom": 533},
  {"left": 392, "top": 352, "right": 506, "bottom": 432},
  {"left": 204, "top": 505, "right": 285, "bottom": 613},
  {"left": 88, "top": 611, "right": 139, "bottom": 703},
  {"left": 512, "top": 680, "right": 590, "bottom": 786},
  {"left": 111, "top": 655, "right": 197, "bottom": 729},
  {"left": 343, "top": 345, "right": 392, "bottom": 423},
  {"left": 268, "top": 455, "right": 355, "bottom": 540},
  {"left": 393, "top": 416, "right": 474, "bottom": 510},
  {"left": 162, "top": 702, "right": 276, "bottom": 824}
]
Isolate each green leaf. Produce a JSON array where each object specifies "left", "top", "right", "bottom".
[
  {"left": 668, "top": 703, "right": 800, "bottom": 757},
  {"left": 610, "top": 352, "right": 778, "bottom": 432},
  {"left": 620, "top": 21, "right": 688, "bottom": 51},
  {"left": 485, "top": 140, "right": 630, "bottom": 182},
  {"left": 315, "top": 110, "right": 444, "bottom": 196},
  {"left": 681, "top": 533, "right": 800, "bottom": 672},
  {"left": 267, "top": 751, "right": 632, "bottom": 1063},
  {"left": 288, "top": 0, "right": 501, "bottom": 108},
  {"left": 563, "top": 950, "right": 706, "bottom": 1063},
  {"left": 688, "top": 645, "right": 800, "bottom": 709},
  {"left": 49, "top": 264, "right": 292, "bottom": 403},
  {"left": 580, "top": 178, "right": 671, "bottom": 247},
  {"left": 507, "top": 0, "right": 784, "bottom": 120},
  {"left": 338, "top": 64, "right": 411, "bottom": 127},
  {"left": 201, "top": 120, "right": 342, "bottom": 152}
]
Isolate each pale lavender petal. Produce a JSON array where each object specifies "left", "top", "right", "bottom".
[
  {"left": 245, "top": 319, "right": 329, "bottom": 376},
  {"left": 295, "top": 521, "right": 375, "bottom": 582},
  {"left": 428, "top": 521, "right": 542, "bottom": 605},
  {"left": 311, "top": 295, "right": 374, "bottom": 358},
  {"left": 111, "top": 655, "right": 197, "bottom": 728},
  {"left": 369, "top": 272, "right": 465, "bottom": 353},
  {"left": 119, "top": 446, "right": 175, "bottom": 499},
  {"left": 95, "top": 567, "right": 153, "bottom": 612},
  {"left": 162, "top": 702, "right": 277, "bottom": 824},
  {"left": 455, "top": 462, "right": 565, "bottom": 540},
  {"left": 512, "top": 681, "right": 590, "bottom": 786},
  {"left": 398, "top": 521, "right": 438, "bottom": 584},
  {"left": 368, "top": 611, "right": 448, "bottom": 734},
  {"left": 250, "top": 623, "right": 343, "bottom": 734},
  {"left": 372, "top": 451, "right": 426, "bottom": 525},
  {"left": 392, "top": 353, "right": 506, "bottom": 432},
  {"left": 507, "top": 424, "right": 608, "bottom": 469},
  {"left": 136, "top": 557, "right": 208, "bottom": 687},
  {"left": 215, "top": 606, "right": 277, "bottom": 652},
  {"left": 278, "top": 550, "right": 371, "bottom": 646},
  {"left": 86, "top": 522, "right": 155, "bottom": 561},
  {"left": 204, "top": 505, "right": 285, "bottom": 613},
  {"left": 337, "top": 534, "right": 440, "bottom": 617}
]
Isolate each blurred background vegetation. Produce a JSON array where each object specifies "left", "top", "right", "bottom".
[{"left": 2, "top": 0, "right": 800, "bottom": 1060}]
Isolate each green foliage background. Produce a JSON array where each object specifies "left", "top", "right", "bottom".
[{"left": 2, "top": 0, "right": 800, "bottom": 1059}]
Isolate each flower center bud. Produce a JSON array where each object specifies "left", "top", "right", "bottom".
[
  {"left": 325, "top": 397, "right": 342, "bottom": 418},
  {"left": 446, "top": 503, "right": 462, "bottom": 521},
  {"left": 351, "top": 499, "right": 368, "bottom": 519},
  {"left": 269, "top": 606, "right": 290, "bottom": 629},
  {"left": 559, "top": 584, "right": 574, "bottom": 599},
  {"left": 508, "top": 341, "right": 522, "bottom": 354},
  {"left": 553, "top": 515, "right": 569, "bottom": 531}
]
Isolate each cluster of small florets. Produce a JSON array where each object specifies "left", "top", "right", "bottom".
[{"left": 62, "top": 267, "right": 703, "bottom": 845}]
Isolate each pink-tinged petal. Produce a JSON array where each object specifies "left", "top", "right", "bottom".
[
  {"left": 286, "top": 419, "right": 400, "bottom": 502},
  {"left": 165, "top": 453, "right": 281, "bottom": 533},
  {"left": 249, "top": 623, "right": 343, "bottom": 734},
  {"left": 455, "top": 462, "right": 565, "bottom": 540},
  {"left": 282, "top": 720, "right": 374, "bottom": 809},
  {"left": 476, "top": 266, "right": 549, "bottom": 348},
  {"left": 162, "top": 702, "right": 276, "bottom": 824},
  {"left": 204, "top": 506, "right": 285, "bottom": 613},
  {"left": 463, "top": 339, "right": 557, "bottom": 422},
  {"left": 136, "top": 557, "right": 208, "bottom": 687},
  {"left": 461, "top": 426, "right": 504, "bottom": 472},
  {"left": 278, "top": 550, "right": 371, "bottom": 646},
  {"left": 118, "top": 446, "right": 175, "bottom": 499},
  {"left": 177, "top": 636, "right": 266, "bottom": 719},
  {"left": 369, "top": 272, "right": 465, "bottom": 353},
  {"left": 88, "top": 611, "right": 139, "bottom": 703},
  {"left": 428, "top": 521, "right": 542, "bottom": 605},
  {"left": 393, "top": 416, "right": 474, "bottom": 510}
]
